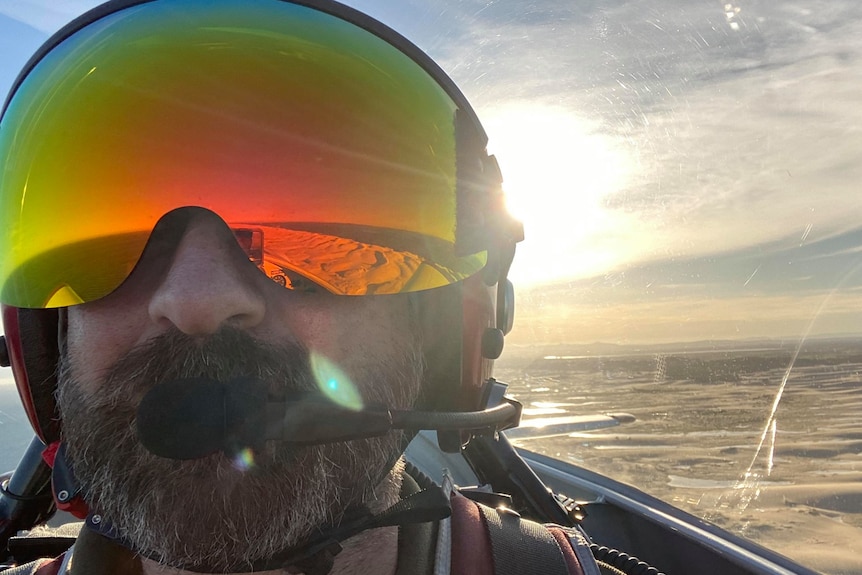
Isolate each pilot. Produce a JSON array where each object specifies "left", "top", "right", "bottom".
[{"left": 0, "top": 1, "right": 602, "bottom": 574}]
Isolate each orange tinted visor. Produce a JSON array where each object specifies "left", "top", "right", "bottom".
[{"left": 0, "top": 0, "right": 492, "bottom": 308}]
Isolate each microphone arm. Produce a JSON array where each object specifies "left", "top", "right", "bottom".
[{"left": 267, "top": 400, "right": 521, "bottom": 444}]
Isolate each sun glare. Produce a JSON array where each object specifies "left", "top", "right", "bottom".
[{"left": 484, "top": 104, "right": 633, "bottom": 285}]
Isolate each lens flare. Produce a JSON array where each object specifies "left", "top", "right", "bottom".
[
  {"left": 310, "top": 352, "right": 363, "bottom": 411},
  {"left": 232, "top": 447, "right": 256, "bottom": 471}
]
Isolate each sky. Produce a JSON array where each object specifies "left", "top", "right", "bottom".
[{"left": 2, "top": 0, "right": 862, "bottom": 346}]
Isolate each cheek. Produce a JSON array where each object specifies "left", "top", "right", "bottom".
[
  {"left": 65, "top": 304, "right": 148, "bottom": 388},
  {"left": 285, "top": 296, "right": 412, "bottom": 364}
]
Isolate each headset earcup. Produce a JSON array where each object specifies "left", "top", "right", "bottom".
[{"left": 3, "top": 306, "right": 62, "bottom": 443}]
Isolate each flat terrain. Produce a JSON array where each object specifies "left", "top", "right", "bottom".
[
  {"left": 496, "top": 338, "right": 862, "bottom": 575},
  {"left": 2, "top": 339, "right": 860, "bottom": 573}
]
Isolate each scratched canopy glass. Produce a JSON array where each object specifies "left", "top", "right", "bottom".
[
  {"left": 0, "top": 0, "right": 488, "bottom": 308},
  {"left": 484, "top": 2, "right": 862, "bottom": 573}
]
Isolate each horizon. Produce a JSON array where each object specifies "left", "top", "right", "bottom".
[{"left": 5, "top": 329, "right": 862, "bottom": 387}]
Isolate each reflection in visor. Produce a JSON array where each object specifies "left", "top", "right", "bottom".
[{"left": 242, "top": 225, "right": 483, "bottom": 295}]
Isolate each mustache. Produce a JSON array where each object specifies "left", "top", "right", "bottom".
[{"left": 97, "top": 327, "right": 315, "bottom": 405}]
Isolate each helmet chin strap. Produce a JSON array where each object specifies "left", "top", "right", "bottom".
[{"left": 216, "top": 485, "right": 450, "bottom": 575}]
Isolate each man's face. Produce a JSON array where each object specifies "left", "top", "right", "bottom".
[{"left": 56, "top": 210, "right": 425, "bottom": 571}]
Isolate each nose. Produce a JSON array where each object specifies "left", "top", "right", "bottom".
[{"left": 148, "top": 219, "right": 266, "bottom": 336}]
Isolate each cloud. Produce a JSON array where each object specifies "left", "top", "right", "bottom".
[
  {"left": 0, "top": 14, "right": 44, "bottom": 100},
  {"left": 513, "top": 286, "right": 862, "bottom": 346},
  {"left": 0, "top": 1, "right": 100, "bottom": 33},
  {"left": 403, "top": 0, "right": 862, "bottom": 293},
  {"left": 0, "top": 368, "right": 13, "bottom": 385},
  {"left": 512, "top": 224, "right": 862, "bottom": 344},
  {"left": 0, "top": 1, "right": 104, "bottom": 99}
]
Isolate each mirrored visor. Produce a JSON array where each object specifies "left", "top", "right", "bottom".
[{"left": 0, "top": 0, "right": 489, "bottom": 308}]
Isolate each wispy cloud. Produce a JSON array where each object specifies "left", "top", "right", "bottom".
[
  {"left": 0, "top": 368, "right": 14, "bottom": 385},
  {"left": 0, "top": 0, "right": 100, "bottom": 33},
  {"left": 404, "top": 0, "right": 862, "bottom": 294}
]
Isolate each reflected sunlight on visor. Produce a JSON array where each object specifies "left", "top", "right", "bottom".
[{"left": 0, "top": 0, "right": 495, "bottom": 308}]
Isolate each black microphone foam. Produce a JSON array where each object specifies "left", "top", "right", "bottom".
[{"left": 137, "top": 377, "right": 267, "bottom": 460}]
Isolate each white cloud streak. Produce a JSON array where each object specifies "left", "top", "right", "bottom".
[{"left": 0, "top": 0, "right": 101, "bottom": 33}]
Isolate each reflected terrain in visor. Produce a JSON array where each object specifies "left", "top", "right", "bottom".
[{"left": 0, "top": 0, "right": 492, "bottom": 308}]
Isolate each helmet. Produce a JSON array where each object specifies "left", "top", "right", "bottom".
[{"left": 0, "top": 0, "right": 522, "bottom": 449}]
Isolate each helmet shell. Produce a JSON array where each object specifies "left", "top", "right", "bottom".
[{"left": 0, "top": 0, "right": 521, "bottom": 443}]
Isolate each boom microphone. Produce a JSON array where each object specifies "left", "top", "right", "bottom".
[{"left": 136, "top": 377, "right": 520, "bottom": 460}]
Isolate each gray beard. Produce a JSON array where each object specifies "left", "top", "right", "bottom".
[{"left": 56, "top": 327, "right": 424, "bottom": 572}]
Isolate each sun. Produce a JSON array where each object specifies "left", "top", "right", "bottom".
[{"left": 482, "top": 104, "right": 634, "bottom": 286}]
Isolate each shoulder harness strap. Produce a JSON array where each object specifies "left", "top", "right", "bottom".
[
  {"left": 477, "top": 503, "right": 570, "bottom": 575},
  {"left": 449, "top": 492, "right": 599, "bottom": 575}
]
